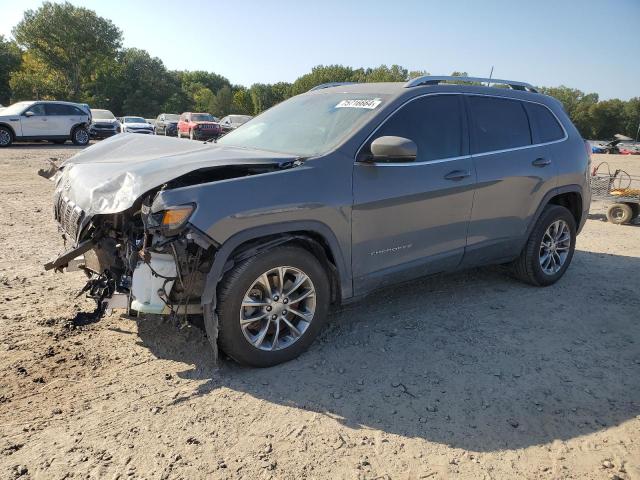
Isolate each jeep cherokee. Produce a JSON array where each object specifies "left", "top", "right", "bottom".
[{"left": 45, "top": 76, "right": 591, "bottom": 367}]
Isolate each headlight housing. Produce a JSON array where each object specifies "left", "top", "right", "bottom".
[{"left": 160, "top": 204, "right": 194, "bottom": 231}]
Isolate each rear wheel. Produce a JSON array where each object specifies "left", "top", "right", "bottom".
[
  {"left": 215, "top": 245, "right": 330, "bottom": 367},
  {"left": 0, "top": 126, "right": 12, "bottom": 147},
  {"left": 71, "top": 127, "right": 89, "bottom": 146},
  {"left": 606, "top": 203, "right": 633, "bottom": 225},
  {"left": 512, "top": 205, "right": 576, "bottom": 286}
]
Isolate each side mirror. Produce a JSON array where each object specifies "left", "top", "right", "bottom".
[
  {"left": 369, "top": 136, "right": 417, "bottom": 162},
  {"left": 24, "top": 111, "right": 35, "bottom": 117}
]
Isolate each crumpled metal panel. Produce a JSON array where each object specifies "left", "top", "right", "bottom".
[{"left": 55, "top": 133, "right": 296, "bottom": 218}]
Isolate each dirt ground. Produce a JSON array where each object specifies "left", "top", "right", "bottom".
[{"left": 0, "top": 144, "right": 638, "bottom": 480}]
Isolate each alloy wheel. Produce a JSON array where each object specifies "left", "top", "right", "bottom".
[
  {"left": 0, "top": 129, "right": 10, "bottom": 146},
  {"left": 240, "top": 266, "right": 316, "bottom": 351},
  {"left": 539, "top": 219, "right": 571, "bottom": 275},
  {"left": 75, "top": 129, "right": 89, "bottom": 145}
]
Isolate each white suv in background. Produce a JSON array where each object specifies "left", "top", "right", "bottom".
[{"left": 0, "top": 100, "right": 91, "bottom": 147}]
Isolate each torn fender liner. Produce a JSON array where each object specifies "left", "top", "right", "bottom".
[
  {"left": 56, "top": 133, "right": 297, "bottom": 217},
  {"left": 44, "top": 239, "right": 95, "bottom": 271}
]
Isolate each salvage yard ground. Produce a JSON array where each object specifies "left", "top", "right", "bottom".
[{"left": 0, "top": 145, "right": 638, "bottom": 479}]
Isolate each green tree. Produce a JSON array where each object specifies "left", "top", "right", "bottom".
[
  {"left": 212, "top": 85, "right": 234, "bottom": 117},
  {"left": 588, "top": 99, "right": 626, "bottom": 139},
  {"left": 10, "top": 51, "right": 68, "bottom": 100},
  {"left": 622, "top": 97, "right": 640, "bottom": 140},
  {"left": 353, "top": 64, "right": 408, "bottom": 83},
  {"left": 232, "top": 86, "right": 254, "bottom": 115},
  {"left": 290, "top": 65, "right": 356, "bottom": 96},
  {"left": 12, "top": 1, "right": 122, "bottom": 100},
  {"left": 0, "top": 35, "right": 22, "bottom": 104}
]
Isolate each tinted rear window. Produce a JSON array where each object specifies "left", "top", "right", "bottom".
[
  {"left": 46, "top": 103, "right": 83, "bottom": 116},
  {"left": 525, "top": 103, "right": 565, "bottom": 143},
  {"left": 365, "top": 95, "right": 463, "bottom": 161},
  {"left": 469, "top": 96, "right": 531, "bottom": 154}
]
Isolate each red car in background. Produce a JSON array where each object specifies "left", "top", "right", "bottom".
[{"left": 177, "top": 112, "right": 221, "bottom": 141}]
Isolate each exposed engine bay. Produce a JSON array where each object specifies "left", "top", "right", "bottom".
[{"left": 44, "top": 157, "right": 297, "bottom": 317}]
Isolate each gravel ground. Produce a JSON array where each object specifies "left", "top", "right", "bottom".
[{"left": 0, "top": 144, "right": 638, "bottom": 480}]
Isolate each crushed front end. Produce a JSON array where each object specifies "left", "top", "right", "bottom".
[{"left": 46, "top": 187, "right": 215, "bottom": 318}]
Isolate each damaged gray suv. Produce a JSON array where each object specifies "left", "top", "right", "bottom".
[{"left": 46, "top": 76, "right": 591, "bottom": 367}]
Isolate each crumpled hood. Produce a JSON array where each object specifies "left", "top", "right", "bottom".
[{"left": 56, "top": 133, "right": 296, "bottom": 217}]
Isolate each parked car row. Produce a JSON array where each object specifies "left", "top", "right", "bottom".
[{"left": 0, "top": 99, "right": 253, "bottom": 147}]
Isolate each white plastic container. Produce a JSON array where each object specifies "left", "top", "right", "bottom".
[{"left": 130, "top": 252, "right": 177, "bottom": 314}]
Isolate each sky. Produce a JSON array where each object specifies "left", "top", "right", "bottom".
[{"left": 0, "top": 0, "right": 638, "bottom": 100}]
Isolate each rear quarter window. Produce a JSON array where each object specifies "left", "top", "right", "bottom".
[
  {"left": 469, "top": 96, "right": 531, "bottom": 154},
  {"left": 525, "top": 103, "right": 565, "bottom": 143}
]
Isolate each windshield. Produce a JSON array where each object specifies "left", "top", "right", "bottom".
[
  {"left": 1, "top": 102, "right": 33, "bottom": 116},
  {"left": 191, "top": 113, "right": 215, "bottom": 122},
  {"left": 123, "top": 116, "right": 146, "bottom": 123},
  {"left": 230, "top": 115, "right": 252, "bottom": 123},
  {"left": 91, "top": 109, "right": 116, "bottom": 120},
  {"left": 218, "top": 93, "right": 388, "bottom": 156},
  {"left": 164, "top": 114, "right": 180, "bottom": 121}
]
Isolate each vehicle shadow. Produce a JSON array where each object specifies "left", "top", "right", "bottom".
[{"left": 135, "top": 250, "right": 640, "bottom": 452}]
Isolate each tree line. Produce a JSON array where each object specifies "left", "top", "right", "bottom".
[{"left": 0, "top": 1, "right": 637, "bottom": 140}]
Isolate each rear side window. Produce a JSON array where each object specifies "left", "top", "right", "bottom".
[
  {"left": 46, "top": 104, "right": 83, "bottom": 116},
  {"left": 366, "top": 95, "right": 463, "bottom": 161},
  {"left": 525, "top": 103, "right": 565, "bottom": 143},
  {"left": 469, "top": 96, "right": 531, "bottom": 154}
]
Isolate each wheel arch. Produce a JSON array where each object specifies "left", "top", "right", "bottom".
[
  {"left": 69, "top": 122, "right": 89, "bottom": 136},
  {"left": 200, "top": 221, "right": 351, "bottom": 309},
  {"left": 0, "top": 122, "right": 16, "bottom": 139},
  {"left": 527, "top": 185, "right": 584, "bottom": 239}
]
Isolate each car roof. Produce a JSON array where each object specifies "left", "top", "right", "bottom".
[{"left": 306, "top": 81, "right": 558, "bottom": 109}]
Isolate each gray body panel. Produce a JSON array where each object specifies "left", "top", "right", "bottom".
[{"left": 57, "top": 81, "right": 590, "bottom": 303}]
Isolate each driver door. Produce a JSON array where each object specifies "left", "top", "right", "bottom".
[
  {"left": 20, "top": 103, "right": 49, "bottom": 136},
  {"left": 351, "top": 94, "right": 476, "bottom": 294}
]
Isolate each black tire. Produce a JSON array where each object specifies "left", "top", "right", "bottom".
[
  {"left": 512, "top": 204, "right": 576, "bottom": 286},
  {"left": 606, "top": 203, "right": 633, "bottom": 225},
  {"left": 215, "top": 245, "right": 330, "bottom": 367},
  {"left": 0, "top": 126, "right": 13, "bottom": 147},
  {"left": 71, "top": 127, "right": 90, "bottom": 146}
]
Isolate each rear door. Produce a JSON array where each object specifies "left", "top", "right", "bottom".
[
  {"left": 19, "top": 103, "right": 49, "bottom": 136},
  {"left": 45, "top": 103, "right": 85, "bottom": 136},
  {"left": 462, "top": 95, "right": 561, "bottom": 266},
  {"left": 352, "top": 94, "right": 475, "bottom": 293}
]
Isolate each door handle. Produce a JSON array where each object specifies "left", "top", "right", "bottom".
[
  {"left": 444, "top": 170, "right": 471, "bottom": 181},
  {"left": 532, "top": 157, "right": 551, "bottom": 167}
]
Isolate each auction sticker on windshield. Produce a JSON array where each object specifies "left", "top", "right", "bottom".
[{"left": 335, "top": 98, "right": 382, "bottom": 109}]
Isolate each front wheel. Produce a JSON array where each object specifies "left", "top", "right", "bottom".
[
  {"left": 71, "top": 127, "right": 90, "bottom": 146},
  {"left": 512, "top": 205, "right": 576, "bottom": 286},
  {"left": 0, "top": 126, "right": 13, "bottom": 147},
  {"left": 214, "top": 245, "right": 330, "bottom": 367}
]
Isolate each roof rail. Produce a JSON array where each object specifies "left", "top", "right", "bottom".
[
  {"left": 308, "top": 82, "right": 355, "bottom": 92},
  {"left": 405, "top": 75, "right": 538, "bottom": 93}
]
